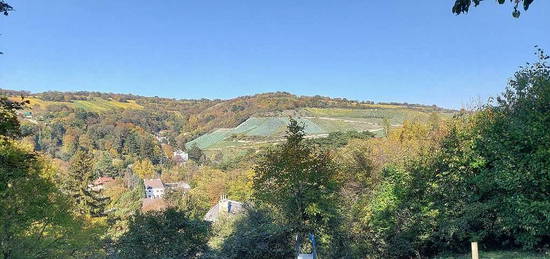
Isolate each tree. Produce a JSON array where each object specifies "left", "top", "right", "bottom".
[
  {"left": 456, "top": 48, "right": 550, "bottom": 248},
  {"left": 94, "top": 152, "right": 118, "bottom": 177},
  {"left": 452, "top": 0, "right": 535, "bottom": 18},
  {"left": 348, "top": 50, "right": 550, "bottom": 257},
  {"left": 0, "top": 97, "right": 28, "bottom": 138},
  {"left": 63, "top": 150, "right": 109, "bottom": 217},
  {"left": 305, "top": 130, "right": 374, "bottom": 150},
  {"left": 115, "top": 208, "right": 210, "bottom": 258},
  {"left": 208, "top": 207, "right": 294, "bottom": 259},
  {"left": 181, "top": 167, "right": 233, "bottom": 218},
  {"left": 253, "top": 118, "right": 341, "bottom": 254},
  {"left": 0, "top": 1, "right": 12, "bottom": 16},
  {"left": 132, "top": 158, "right": 155, "bottom": 179},
  {"left": 0, "top": 0, "right": 13, "bottom": 55},
  {"left": 1, "top": 92, "right": 104, "bottom": 257},
  {"left": 0, "top": 139, "right": 104, "bottom": 258},
  {"left": 337, "top": 120, "right": 446, "bottom": 258},
  {"left": 104, "top": 180, "right": 143, "bottom": 240},
  {"left": 422, "top": 49, "right": 550, "bottom": 252},
  {"left": 188, "top": 144, "right": 206, "bottom": 164},
  {"left": 382, "top": 117, "right": 391, "bottom": 137}
]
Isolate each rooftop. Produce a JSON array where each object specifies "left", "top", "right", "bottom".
[
  {"left": 204, "top": 198, "right": 244, "bottom": 222},
  {"left": 144, "top": 178, "right": 164, "bottom": 189}
]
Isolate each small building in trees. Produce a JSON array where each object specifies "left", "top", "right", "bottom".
[
  {"left": 142, "top": 179, "right": 191, "bottom": 212},
  {"left": 204, "top": 195, "right": 244, "bottom": 222},
  {"left": 173, "top": 150, "right": 189, "bottom": 164},
  {"left": 144, "top": 178, "right": 165, "bottom": 198},
  {"left": 144, "top": 179, "right": 191, "bottom": 198}
]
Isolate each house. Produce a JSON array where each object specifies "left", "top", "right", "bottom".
[
  {"left": 91, "top": 176, "right": 115, "bottom": 191},
  {"left": 143, "top": 178, "right": 191, "bottom": 198},
  {"left": 204, "top": 195, "right": 244, "bottom": 222},
  {"left": 144, "top": 179, "right": 165, "bottom": 198},
  {"left": 141, "top": 179, "right": 192, "bottom": 212},
  {"left": 173, "top": 150, "right": 189, "bottom": 164}
]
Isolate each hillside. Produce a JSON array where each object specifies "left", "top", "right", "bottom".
[
  {"left": 2, "top": 89, "right": 455, "bottom": 142},
  {"left": 0, "top": 89, "right": 456, "bottom": 165},
  {"left": 14, "top": 96, "right": 144, "bottom": 111},
  {"left": 1, "top": 90, "right": 455, "bottom": 164},
  {"left": 187, "top": 106, "right": 453, "bottom": 151},
  {"left": 0, "top": 89, "right": 449, "bottom": 166}
]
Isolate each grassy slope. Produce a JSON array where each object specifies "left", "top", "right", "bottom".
[{"left": 18, "top": 97, "right": 143, "bottom": 111}]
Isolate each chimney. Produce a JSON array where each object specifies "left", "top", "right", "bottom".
[{"left": 218, "top": 194, "right": 230, "bottom": 214}]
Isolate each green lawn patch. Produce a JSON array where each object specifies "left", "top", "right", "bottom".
[{"left": 434, "top": 250, "right": 550, "bottom": 259}]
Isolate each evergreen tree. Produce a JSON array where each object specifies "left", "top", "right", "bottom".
[
  {"left": 188, "top": 144, "right": 206, "bottom": 164},
  {"left": 63, "top": 150, "right": 109, "bottom": 217},
  {"left": 0, "top": 97, "right": 27, "bottom": 139}
]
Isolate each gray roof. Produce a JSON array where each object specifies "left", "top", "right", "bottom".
[{"left": 204, "top": 199, "right": 244, "bottom": 222}]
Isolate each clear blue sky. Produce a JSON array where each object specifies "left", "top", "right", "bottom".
[{"left": 1, "top": 1, "right": 548, "bottom": 109}]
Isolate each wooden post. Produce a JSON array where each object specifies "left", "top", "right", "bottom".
[{"left": 471, "top": 242, "right": 479, "bottom": 259}]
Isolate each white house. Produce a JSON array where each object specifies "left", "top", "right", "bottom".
[
  {"left": 144, "top": 179, "right": 165, "bottom": 198},
  {"left": 143, "top": 179, "right": 191, "bottom": 199}
]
